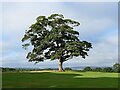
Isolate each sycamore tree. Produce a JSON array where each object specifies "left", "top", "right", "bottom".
[{"left": 22, "top": 14, "right": 92, "bottom": 72}]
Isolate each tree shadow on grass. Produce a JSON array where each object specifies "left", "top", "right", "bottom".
[{"left": 36, "top": 72, "right": 119, "bottom": 88}]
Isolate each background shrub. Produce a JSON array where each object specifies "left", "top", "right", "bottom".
[
  {"left": 93, "top": 67, "right": 102, "bottom": 72},
  {"left": 103, "top": 67, "right": 113, "bottom": 72},
  {"left": 83, "top": 67, "right": 92, "bottom": 71},
  {"left": 65, "top": 67, "right": 72, "bottom": 70}
]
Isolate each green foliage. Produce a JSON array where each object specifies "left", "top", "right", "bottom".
[
  {"left": 2, "top": 68, "right": 18, "bottom": 72},
  {"left": 22, "top": 14, "right": 92, "bottom": 64},
  {"left": 113, "top": 63, "right": 120, "bottom": 72},
  {"left": 103, "top": 67, "right": 113, "bottom": 72},
  {"left": 83, "top": 67, "right": 92, "bottom": 71},
  {"left": 64, "top": 67, "right": 72, "bottom": 70},
  {"left": 93, "top": 67, "right": 102, "bottom": 72}
]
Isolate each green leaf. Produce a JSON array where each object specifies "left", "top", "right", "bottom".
[{"left": 21, "top": 34, "right": 30, "bottom": 42}]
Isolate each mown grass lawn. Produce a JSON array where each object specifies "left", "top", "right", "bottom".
[{"left": 2, "top": 71, "right": 119, "bottom": 88}]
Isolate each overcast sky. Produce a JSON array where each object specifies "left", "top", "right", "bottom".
[{"left": 1, "top": 2, "right": 118, "bottom": 68}]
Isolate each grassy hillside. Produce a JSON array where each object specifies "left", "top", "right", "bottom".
[{"left": 2, "top": 71, "right": 119, "bottom": 88}]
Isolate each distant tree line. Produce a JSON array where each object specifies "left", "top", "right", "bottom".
[
  {"left": 1, "top": 63, "right": 120, "bottom": 73},
  {"left": 83, "top": 67, "right": 114, "bottom": 72},
  {"left": 65, "top": 63, "right": 120, "bottom": 73},
  {"left": 1, "top": 68, "right": 41, "bottom": 72},
  {"left": 1, "top": 68, "right": 18, "bottom": 72},
  {"left": 1, "top": 67, "right": 58, "bottom": 72}
]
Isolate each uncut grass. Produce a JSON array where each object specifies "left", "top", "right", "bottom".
[{"left": 2, "top": 71, "right": 119, "bottom": 88}]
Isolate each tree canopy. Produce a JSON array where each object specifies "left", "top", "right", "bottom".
[
  {"left": 113, "top": 63, "right": 120, "bottom": 72},
  {"left": 22, "top": 14, "right": 92, "bottom": 71}
]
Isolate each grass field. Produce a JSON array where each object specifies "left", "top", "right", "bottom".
[{"left": 2, "top": 71, "right": 119, "bottom": 88}]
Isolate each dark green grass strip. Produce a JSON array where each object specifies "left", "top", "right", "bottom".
[
  {"left": 1, "top": 88, "right": 120, "bottom": 90},
  {"left": 2, "top": 72, "right": 119, "bottom": 88}
]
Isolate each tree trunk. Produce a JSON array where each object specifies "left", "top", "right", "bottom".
[{"left": 58, "top": 60, "right": 64, "bottom": 72}]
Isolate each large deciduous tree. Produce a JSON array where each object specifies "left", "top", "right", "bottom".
[{"left": 22, "top": 14, "right": 92, "bottom": 72}]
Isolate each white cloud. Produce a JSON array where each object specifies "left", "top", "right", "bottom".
[
  {"left": 2, "top": 2, "right": 65, "bottom": 34},
  {"left": 78, "top": 18, "right": 114, "bottom": 37},
  {"left": 3, "top": 2, "right": 117, "bottom": 37}
]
